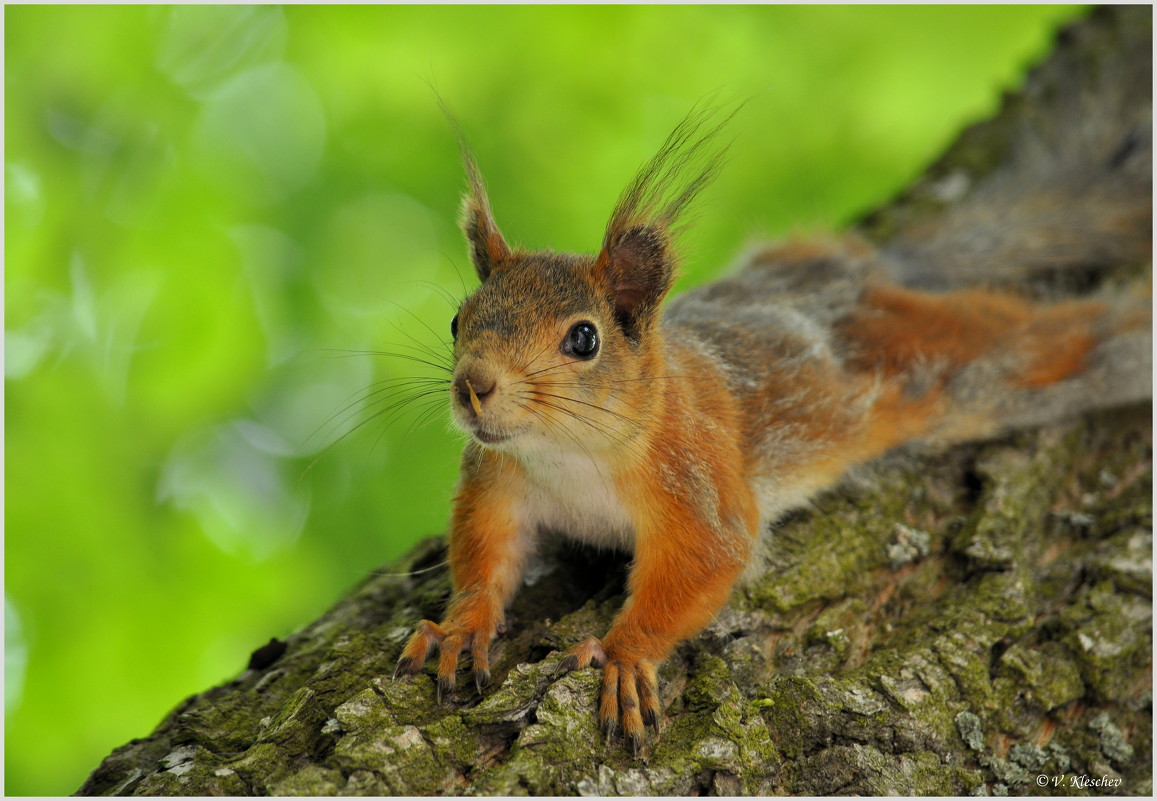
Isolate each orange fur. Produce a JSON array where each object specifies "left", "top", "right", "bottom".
[{"left": 840, "top": 285, "right": 1107, "bottom": 390}]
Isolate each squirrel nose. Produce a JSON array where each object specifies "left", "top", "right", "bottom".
[{"left": 453, "top": 372, "right": 496, "bottom": 415}]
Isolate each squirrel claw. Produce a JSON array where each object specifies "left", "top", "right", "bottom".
[
  {"left": 392, "top": 657, "right": 415, "bottom": 681},
  {"left": 473, "top": 667, "right": 491, "bottom": 694},
  {"left": 396, "top": 613, "right": 501, "bottom": 701},
  {"left": 436, "top": 675, "right": 454, "bottom": 704},
  {"left": 627, "top": 732, "right": 646, "bottom": 758},
  {"left": 592, "top": 654, "right": 662, "bottom": 755}
]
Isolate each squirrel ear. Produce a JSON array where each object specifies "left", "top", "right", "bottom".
[
  {"left": 595, "top": 101, "right": 736, "bottom": 339},
  {"left": 458, "top": 144, "right": 510, "bottom": 282},
  {"left": 596, "top": 223, "right": 675, "bottom": 339},
  {"left": 462, "top": 190, "right": 510, "bottom": 282}
]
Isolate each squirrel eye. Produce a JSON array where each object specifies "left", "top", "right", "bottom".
[
  {"left": 562, "top": 321, "right": 599, "bottom": 359},
  {"left": 450, "top": 313, "right": 460, "bottom": 341}
]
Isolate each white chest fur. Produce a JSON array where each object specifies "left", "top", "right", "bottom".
[{"left": 515, "top": 448, "right": 636, "bottom": 551}]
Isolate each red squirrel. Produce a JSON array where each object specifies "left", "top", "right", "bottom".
[{"left": 392, "top": 92, "right": 1151, "bottom": 753}]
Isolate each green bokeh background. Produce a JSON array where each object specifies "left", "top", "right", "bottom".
[{"left": 6, "top": 5, "right": 1084, "bottom": 795}]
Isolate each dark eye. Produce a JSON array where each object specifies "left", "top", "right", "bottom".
[
  {"left": 562, "top": 321, "right": 599, "bottom": 359},
  {"left": 450, "top": 313, "right": 460, "bottom": 341}
]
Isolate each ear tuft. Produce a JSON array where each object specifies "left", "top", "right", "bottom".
[
  {"left": 461, "top": 179, "right": 510, "bottom": 281},
  {"left": 597, "top": 100, "right": 738, "bottom": 339},
  {"left": 437, "top": 98, "right": 511, "bottom": 281}
]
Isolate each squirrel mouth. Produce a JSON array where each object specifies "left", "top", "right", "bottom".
[{"left": 472, "top": 426, "right": 514, "bottom": 446}]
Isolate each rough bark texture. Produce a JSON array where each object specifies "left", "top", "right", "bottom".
[{"left": 79, "top": 7, "right": 1151, "bottom": 796}]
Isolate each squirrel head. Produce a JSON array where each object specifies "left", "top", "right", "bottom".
[{"left": 446, "top": 107, "right": 733, "bottom": 456}]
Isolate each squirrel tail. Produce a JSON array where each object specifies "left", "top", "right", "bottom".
[
  {"left": 839, "top": 282, "right": 1150, "bottom": 444},
  {"left": 876, "top": 7, "right": 1151, "bottom": 295}
]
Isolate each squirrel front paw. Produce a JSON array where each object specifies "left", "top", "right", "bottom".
[
  {"left": 558, "top": 635, "right": 662, "bottom": 755},
  {"left": 393, "top": 614, "right": 499, "bottom": 700}
]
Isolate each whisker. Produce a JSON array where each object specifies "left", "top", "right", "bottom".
[
  {"left": 304, "top": 379, "right": 450, "bottom": 466},
  {"left": 531, "top": 395, "right": 649, "bottom": 470},
  {"left": 522, "top": 359, "right": 572, "bottom": 380},
  {"left": 369, "top": 388, "right": 450, "bottom": 431},
  {"left": 379, "top": 298, "right": 458, "bottom": 363},
  {"left": 525, "top": 394, "right": 644, "bottom": 456},
  {"left": 300, "top": 392, "right": 434, "bottom": 484},
  {"left": 297, "top": 376, "right": 449, "bottom": 456},
  {"left": 382, "top": 350, "right": 454, "bottom": 373},
  {"left": 370, "top": 558, "right": 451, "bottom": 579},
  {"left": 528, "top": 380, "right": 650, "bottom": 416},
  {"left": 382, "top": 336, "right": 455, "bottom": 370},
  {"left": 402, "top": 279, "right": 462, "bottom": 312},
  {"left": 436, "top": 248, "right": 471, "bottom": 299},
  {"left": 409, "top": 406, "right": 452, "bottom": 439},
  {"left": 339, "top": 376, "right": 451, "bottom": 420},
  {"left": 317, "top": 347, "right": 453, "bottom": 374},
  {"left": 404, "top": 394, "right": 454, "bottom": 436},
  {"left": 353, "top": 382, "right": 450, "bottom": 427},
  {"left": 386, "top": 340, "right": 454, "bottom": 370},
  {"left": 518, "top": 337, "right": 561, "bottom": 377},
  {"left": 363, "top": 391, "right": 451, "bottom": 455},
  {"left": 531, "top": 390, "right": 642, "bottom": 428},
  {"left": 519, "top": 397, "right": 608, "bottom": 477},
  {"left": 370, "top": 398, "right": 441, "bottom": 453}
]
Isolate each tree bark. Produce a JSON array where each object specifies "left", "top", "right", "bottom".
[{"left": 79, "top": 7, "right": 1151, "bottom": 796}]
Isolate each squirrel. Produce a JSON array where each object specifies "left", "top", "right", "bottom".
[{"left": 393, "top": 50, "right": 1151, "bottom": 754}]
